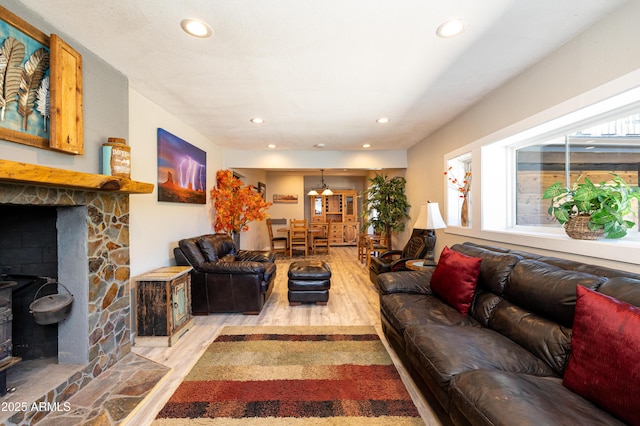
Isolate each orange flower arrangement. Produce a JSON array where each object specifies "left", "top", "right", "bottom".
[
  {"left": 444, "top": 166, "right": 472, "bottom": 198},
  {"left": 210, "top": 170, "right": 272, "bottom": 233}
]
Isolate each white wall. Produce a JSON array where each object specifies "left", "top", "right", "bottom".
[
  {"left": 128, "top": 89, "right": 222, "bottom": 275},
  {"left": 232, "top": 168, "right": 269, "bottom": 250},
  {"left": 405, "top": 0, "right": 640, "bottom": 272}
]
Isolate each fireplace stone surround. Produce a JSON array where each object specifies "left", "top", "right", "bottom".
[{"left": 0, "top": 179, "right": 138, "bottom": 424}]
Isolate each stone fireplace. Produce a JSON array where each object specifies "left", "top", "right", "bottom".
[{"left": 0, "top": 160, "right": 152, "bottom": 423}]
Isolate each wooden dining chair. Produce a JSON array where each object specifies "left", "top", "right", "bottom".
[
  {"left": 289, "top": 218, "right": 308, "bottom": 257},
  {"left": 266, "top": 218, "right": 288, "bottom": 256},
  {"left": 312, "top": 220, "right": 331, "bottom": 255},
  {"left": 366, "top": 234, "right": 388, "bottom": 268},
  {"left": 357, "top": 232, "right": 370, "bottom": 264}
]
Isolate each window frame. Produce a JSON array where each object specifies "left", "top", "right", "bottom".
[{"left": 444, "top": 73, "right": 640, "bottom": 268}]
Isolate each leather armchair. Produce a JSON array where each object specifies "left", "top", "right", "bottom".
[
  {"left": 174, "top": 233, "right": 276, "bottom": 315},
  {"left": 369, "top": 229, "right": 431, "bottom": 284}
]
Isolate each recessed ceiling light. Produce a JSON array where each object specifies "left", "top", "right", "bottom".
[
  {"left": 376, "top": 117, "right": 390, "bottom": 124},
  {"left": 314, "top": 143, "right": 325, "bottom": 148},
  {"left": 436, "top": 19, "right": 465, "bottom": 38},
  {"left": 267, "top": 144, "right": 276, "bottom": 149},
  {"left": 250, "top": 118, "right": 264, "bottom": 124},
  {"left": 362, "top": 144, "right": 371, "bottom": 148},
  {"left": 180, "top": 19, "right": 213, "bottom": 38}
]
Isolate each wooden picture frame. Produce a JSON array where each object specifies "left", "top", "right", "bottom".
[
  {"left": 0, "top": 5, "right": 83, "bottom": 154},
  {"left": 258, "top": 182, "right": 266, "bottom": 201},
  {"left": 273, "top": 194, "right": 298, "bottom": 204}
]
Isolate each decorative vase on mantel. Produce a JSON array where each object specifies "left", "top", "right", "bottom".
[{"left": 460, "top": 195, "right": 469, "bottom": 227}]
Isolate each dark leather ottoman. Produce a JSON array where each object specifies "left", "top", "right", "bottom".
[{"left": 287, "top": 260, "right": 331, "bottom": 305}]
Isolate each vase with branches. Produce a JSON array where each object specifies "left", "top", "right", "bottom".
[
  {"left": 444, "top": 164, "right": 472, "bottom": 226},
  {"left": 210, "top": 170, "right": 272, "bottom": 239}
]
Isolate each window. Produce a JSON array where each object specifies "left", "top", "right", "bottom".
[
  {"left": 445, "top": 153, "right": 472, "bottom": 227},
  {"left": 514, "top": 112, "right": 640, "bottom": 232},
  {"left": 446, "top": 83, "right": 640, "bottom": 265}
]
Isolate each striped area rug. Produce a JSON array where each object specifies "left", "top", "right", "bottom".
[{"left": 153, "top": 325, "right": 424, "bottom": 425}]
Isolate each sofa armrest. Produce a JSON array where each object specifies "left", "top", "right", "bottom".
[
  {"left": 376, "top": 270, "right": 433, "bottom": 295},
  {"left": 237, "top": 250, "right": 275, "bottom": 263},
  {"left": 198, "top": 260, "right": 267, "bottom": 274},
  {"left": 379, "top": 249, "right": 403, "bottom": 260}
]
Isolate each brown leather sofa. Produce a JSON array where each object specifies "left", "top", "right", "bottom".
[
  {"left": 377, "top": 242, "right": 640, "bottom": 425},
  {"left": 174, "top": 233, "right": 276, "bottom": 315}
]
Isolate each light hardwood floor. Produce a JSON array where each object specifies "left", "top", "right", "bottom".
[{"left": 128, "top": 247, "right": 442, "bottom": 425}]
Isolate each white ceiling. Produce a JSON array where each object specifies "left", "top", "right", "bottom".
[{"left": 17, "top": 0, "right": 626, "bottom": 152}]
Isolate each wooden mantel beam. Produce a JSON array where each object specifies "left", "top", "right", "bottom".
[{"left": 0, "top": 160, "right": 154, "bottom": 194}]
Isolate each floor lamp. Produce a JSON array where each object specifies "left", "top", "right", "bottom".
[{"left": 413, "top": 202, "right": 447, "bottom": 265}]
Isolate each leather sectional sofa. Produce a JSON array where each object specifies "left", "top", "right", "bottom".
[
  {"left": 174, "top": 233, "right": 276, "bottom": 315},
  {"left": 377, "top": 242, "right": 640, "bottom": 425}
]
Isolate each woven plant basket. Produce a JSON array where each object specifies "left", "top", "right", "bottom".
[{"left": 564, "top": 215, "right": 604, "bottom": 240}]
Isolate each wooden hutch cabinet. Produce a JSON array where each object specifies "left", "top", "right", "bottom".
[{"left": 310, "top": 190, "right": 359, "bottom": 246}]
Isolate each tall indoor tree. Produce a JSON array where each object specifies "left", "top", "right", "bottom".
[{"left": 360, "top": 174, "right": 411, "bottom": 250}]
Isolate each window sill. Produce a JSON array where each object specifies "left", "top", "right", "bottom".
[{"left": 445, "top": 225, "right": 640, "bottom": 270}]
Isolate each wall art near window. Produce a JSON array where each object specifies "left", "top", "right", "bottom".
[
  {"left": 258, "top": 182, "right": 266, "bottom": 201},
  {"left": 157, "top": 128, "right": 206, "bottom": 204},
  {"left": 273, "top": 194, "right": 298, "bottom": 204},
  {"left": 0, "top": 6, "right": 83, "bottom": 154},
  {"left": 0, "top": 6, "right": 50, "bottom": 147}
]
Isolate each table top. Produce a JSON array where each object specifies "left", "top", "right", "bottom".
[
  {"left": 405, "top": 259, "right": 436, "bottom": 271},
  {"left": 277, "top": 227, "right": 320, "bottom": 233},
  {"left": 134, "top": 266, "right": 192, "bottom": 281}
]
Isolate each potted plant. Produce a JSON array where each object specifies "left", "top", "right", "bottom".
[
  {"left": 210, "top": 170, "right": 272, "bottom": 245},
  {"left": 360, "top": 174, "right": 411, "bottom": 250},
  {"left": 542, "top": 174, "right": 640, "bottom": 239}
]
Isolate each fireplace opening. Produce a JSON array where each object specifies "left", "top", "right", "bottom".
[
  {"left": 0, "top": 204, "right": 88, "bottom": 400},
  {"left": 0, "top": 206, "right": 59, "bottom": 361}
]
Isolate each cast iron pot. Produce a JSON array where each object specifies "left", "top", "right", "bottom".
[{"left": 29, "top": 282, "right": 74, "bottom": 325}]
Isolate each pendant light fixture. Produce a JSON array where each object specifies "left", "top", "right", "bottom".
[{"left": 307, "top": 170, "right": 333, "bottom": 196}]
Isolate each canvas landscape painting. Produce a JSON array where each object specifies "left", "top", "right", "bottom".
[{"left": 157, "top": 128, "right": 206, "bottom": 204}]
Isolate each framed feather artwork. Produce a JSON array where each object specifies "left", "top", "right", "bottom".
[
  {"left": 157, "top": 128, "right": 207, "bottom": 204},
  {"left": 0, "top": 5, "right": 83, "bottom": 154}
]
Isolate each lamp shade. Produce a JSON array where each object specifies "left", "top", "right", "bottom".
[{"left": 414, "top": 202, "right": 447, "bottom": 230}]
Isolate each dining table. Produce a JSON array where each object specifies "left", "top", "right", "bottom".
[{"left": 277, "top": 227, "right": 321, "bottom": 252}]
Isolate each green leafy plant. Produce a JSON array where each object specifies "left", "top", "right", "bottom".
[
  {"left": 543, "top": 174, "right": 640, "bottom": 239},
  {"left": 360, "top": 174, "right": 410, "bottom": 250}
]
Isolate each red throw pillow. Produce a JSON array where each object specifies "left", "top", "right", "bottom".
[
  {"left": 430, "top": 246, "right": 481, "bottom": 315},
  {"left": 563, "top": 286, "right": 640, "bottom": 425}
]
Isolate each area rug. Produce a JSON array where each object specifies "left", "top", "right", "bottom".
[{"left": 153, "top": 325, "right": 423, "bottom": 425}]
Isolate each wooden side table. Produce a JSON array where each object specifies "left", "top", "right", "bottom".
[
  {"left": 405, "top": 259, "right": 436, "bottom": 271},
  {"left": 134, "top": 266, "right": 193, "bottom": 347}
]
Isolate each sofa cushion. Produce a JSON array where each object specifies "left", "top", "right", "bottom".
[
  {"left": 380, "top": 293, "right": 479, "bottom": 335},
  {"left": 404, "top": 324, "right": 556, "bottom": 408},
  {"left": 197, "top": 235, "right": 236, "bottom": 262},
  {"left": 452, "top": 244, "right": 521, "bottom": 295},
  {"left": 488, "top": 299, "right": 571, "bottom": 376},
  {"left": 563, "top": 286, "right": 640, "bottom": 425},
  {"left": 597, "top": 276, "right": 640, "bottom": 306},
  {"left": 376, "top": 269, "right": 433, "bottom": 295},
  {"left": 449, "top": 370, "right": 626, "bottom": 426},
  {"left": 505, "top": 259, "right": 605, "bottom": 327},
  {"left": 430, "top": 246, "right": 482, "bottom": 315}
]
